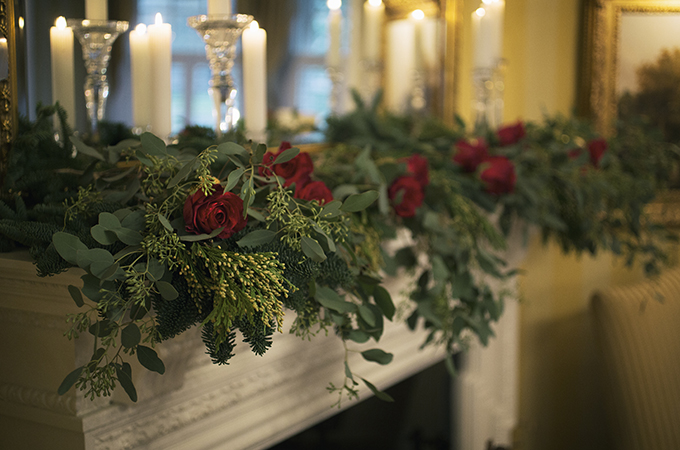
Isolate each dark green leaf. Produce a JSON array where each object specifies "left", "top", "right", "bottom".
[
  {"left": 58, "top": 366, "right": 84, "bottom": 395},
  {"left": 114, "top": 228, "right": 143, "bottom": 246},
  {"left": 167, "top": 157, "right": 197, "bottom": 188},
  {"left": 158, "top": 214, "right": 174, "bottom": 232},
  {"left": 102, "top": 165, "right": 137, "bottom": 183},
  {"left": 344, "top": 361, "right": 356, "bottom": 383},
  {"left": 98, "top": 212, "right": 122, "bottom": 230},
  {"left": 179, "top": 227, "right": 224, "bottom": 242},
  {"left": 332, "top": 184, "right": 360, "bottom": 200},
  {"left": 361, "top": 348, "right": 393, "bottom": 365},
  {"left": 146, "top": 258, "right": 165, "bottom": 281},
  {"left": 140, "top": 132, "right": 167, "bottom": 156},
  {"left": 347, "top": 329, "right": 370, "bottom": 343},
  {"left": 360, "top": 377, "right": 394, "bottom": 402},
  {"left": 115, "top": 363, "right": 138, "bottom": 402},
  {"left": 88, "top": 321, "right": 113, "bottom": 337},
  {"left": 156, "top": 280, "right": 179, "bottom": 300},
  {"left": 91, "top": 225, "right": 118, "bottom": 245},
  {"left": 137, "top": 345, "right": 165, "bottom": 374},
  {"left": 237, "top": 229, "right": 277, "bottom": 247},
  {"left": 135, "top": 150, "right": 154, "bottom": 167},
  {"left": 340, "top": 191, "right": 380, "bottom": 213},
  {"left": 247, "top": 208, "right": 266, "bottom": 222},
  {"left": 273, "top": 147, "right": 300, "bottom": 164},
  {"left": 319, "top": 200, "right": 343, "bottom": 218},
  {"left": 217, "top": 142, "right": 249, "bottom": 158},
  {"left": 358, "top": 304, "right": 376, "bottom": 327},
  {"left": 225, "top": 167, "right": 246, "bottom": 192},
  {"left": 301, "top": 236, "right": 327, "bottom": 262},
  {"left": 254, "top": 143, "right": 267, "bottom": 164},
  {"left": 81, "top": 274, "right": 103, "bottom": 301},
  {"left": 373, "top": 286, "right": 395, "bottom": 321},
  {"left": 121, "top": 210, "right": 147, "bottom": 231},
  {"left": 121, "top": 323, "right": 141, "bottom": 348},
  {"left": 70, "top": 136, "right": 105, "bottom": 161},
  {"left": 67, "top": 285, "right": 84, "bottom": 307},
  {"left": 315, "top": 286, "right": 356, "bottom": 313},
  {"left": 113, "top": 246, "right": 142, "bottom": 261},
  {"left": 52, "top": 232, "right": 88, "bottom": 265},
  {"left": 356, "top": 147, "right": 382, "bottom": 184}
]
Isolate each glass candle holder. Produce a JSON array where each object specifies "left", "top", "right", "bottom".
[
  {"left": 68, "top": 19, "right": 129, "bottom": 136},
  {"left": 188, "top": 14, "right": 253, "bottom": 138}
]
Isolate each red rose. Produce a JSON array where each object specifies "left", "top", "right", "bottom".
[
  {"left": 497, "top": 122, "right": 526, "bottom": 146},
  {"left": 453, "top": 139, "right": 489, "bottom": 173},
  {"left": 402, "top": 154, "right": 430, "bottom": 188},
  {"left": 259, "top": 141, "right": 314, "bottom": 187},
  {"left": 183, "top": 185, "right": 247, "bottom": 239},
  {"left": 295, "top": 180, "right": 333, "bottom": 205},
  {"left": 480, "top": 156, "right": 516, "bottom": 195},
  {"left": 587, "top": 138, "right": 607, "bottom": 168},
  {"left": 388, "top": 176, "right": 425, "bottom": 218}
]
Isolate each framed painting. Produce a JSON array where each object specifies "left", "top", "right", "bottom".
[{"left": 579, "top": 0, "right": 680, "bottom": 137}]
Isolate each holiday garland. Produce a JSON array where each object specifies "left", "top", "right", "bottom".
[{"left": 0, "top": 103, "right": 678, "bottom": 405}]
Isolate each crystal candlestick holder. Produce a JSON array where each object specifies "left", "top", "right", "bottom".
[
  {"left": 68, "top": 19, "right": 129, "bottom": 135},
  {"left": 188, "top": 14, "right": 253, "bottom": 137},
  {"left": 327, "top": 66, "right": 343, "bottom": 115},
  {"left": 472, "top": 60, "right": 506, "bottom": 134}
]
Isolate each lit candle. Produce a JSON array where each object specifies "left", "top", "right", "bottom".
[
  {"left": 85, "top": 0, "right": 107, "bottom": 21},
  {"left": 208, "top": 0, "right": 231, "bottom": 16},
  {"left": 242, "top": 20, "right": 268, "bottom": 142},
  {"left": 129, "top": 23, "right": 152, "bottom": 131},
  {"left": 0, "top": 38, "right": 8, "bottom": 79},
  {"left": 327, "top": 0, "right": 342, "bottom": 68},
  {"left": 148, "top": 13, "right": 172, "bottom": 139},
  {"left": 363, "top": 0, "right": 384, "bottom": 62},
  {"left": 472, "top": 0, "right": 504, "bottom": 68},
  {"left": 50, "top": 16, "right": 76, "bottom": 129},
  {"left": 411, "top": 9, "right": 425, "bottom": 71},
  {"left": 385, "top": 19, "right": 415, "bottom": 112}
]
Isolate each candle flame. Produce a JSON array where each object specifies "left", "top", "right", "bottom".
[
  {"left": 411, "top": 9, "right": 425, "bottom": 20},
  {"left": 55, "top": 16, "right": 67, "bottom": 29},
  {"left": 135, "top": 23, "right": 147, "bottom": 34},
  {"left": 155, "top": 13, "right": 163, "bottom": 25},
  {"left": 250, "top": 21, "right": 260, "bottom": 30},
  {"left": 327, "top": 0, "right": 341, "bottom": 11},
  {"left": 0, "top": 38, "right": 6, "bottom": 44},
  {"left": 475, "top": 7, "right": 486, "bottom": 17},
  {"left": 18, "top": 17, "right": 24, "bottom": 29},
  {"left": 368, "top": 0, "right": 382, "bottom": 6}
]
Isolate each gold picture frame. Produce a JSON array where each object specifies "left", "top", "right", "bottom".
[
  {"left": 0, "top": 0, "right": 17, "bottom": 183},
  {"left": 579, "top": 0, "right": 680, "bottom": 136}
]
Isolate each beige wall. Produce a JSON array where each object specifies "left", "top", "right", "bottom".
[{"left": 455, "top": 1, "right": 647, "bottom": 449}]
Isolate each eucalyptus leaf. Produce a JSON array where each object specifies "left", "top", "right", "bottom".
[
  {"left": 347, "top": 329, "right": 370, "bottom": 343},
  {"left": 156, "top": 280, "right": 179, "bottom": 300},
  {"left": 140, "top": 132, "right": 167, "bottom": 156},
  {"left": 225, "top": 167, "right": 246, "bottom": 192},
  {"left": 315, "top": 286, "right": 356, "bottom": 313},
  {"left": 272, "top": 147, "right": 300, "bottom": 164},
  {"left": 237, "top": 229, "right": 276, "bottom": 247},
  {"left": 115, "top": 363, "right": 138, "bottom": 402},
  {"left": 114, "top": 228, "right": 143, "bottom": 246},
  {"left": 146, "top": 258, "right": 165, "bottom": 281},
  {"left": 217, "top": 141, "right": 249, "bottom": 158},
  {"left": 179, "top": 227, "right": 224, "bottom": 241},
  {"left": 102, "top": 165, "right": 137, "bottom": 183},
  {"left": 135, "top": 150, "right": 154, "bottom": 167},
  {"left": 373, "top": 285, "right": 395, "bottom": 321},
  {"left": 67, "top": 285, "right": 84, "bottom": 307},
  {"left": 121, "top": 210, "right": 147, "bottom": 231},
  {"left": 158, "top": 213, "right": 174, "bottom": 232},
  {"left": 301, "top": 236, "right": 326, "bottom": 262},
  {"left": 319, "top": 200, "right": 343, "bottom": 218},
  {"left": 358, "top": 304, "right": 376, "bottom": 327},
  {"left": 360, "top": 348, "right": 394, "bottom": 365},
  {"left": 360, "top": 377, "right": 394, "bottom": 402},
  {"left": 167, "top": 157, "right": 197, "bottom": 188},
  {"left": 52, "top": 232, "right": 88, "bottom": 265},
  {"left": 58, "top": 366, "right": 84, "bottom": 395},
  {"left": 254, "top": 143, "right": 267, "bottom": 165},
  {"left": 340, "top": 191, "right": 380, "bottom": 213},
  {"left": 70, "top": 136, "right": 105, "bottom": 161},
  {"left": 91, "top": 225, "right": 118, "bottom": 245},
  {"left": 247, "top": 208, "right": 266, "bottom": 222},
  {"left": 121, "top": 323, "right": 141, "bottom": 348},
  {"left": 137, "top": 345, "right": 166, "bottom": 374}
]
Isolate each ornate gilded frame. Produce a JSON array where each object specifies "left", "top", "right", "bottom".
[
  {"left": 0, "top": 0, "right": 17, "bottom": 182},
  {"left": 579, "top": 0, "right": 680, "bottom": 136}
]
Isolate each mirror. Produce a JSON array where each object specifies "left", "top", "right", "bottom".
[{"left": 19, "top": 0, "right": 457, "bottom": 140}]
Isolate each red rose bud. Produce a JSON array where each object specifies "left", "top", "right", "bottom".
[
  {"left": 275, "top": 152, "right": 314, "bottom": 187},
  {"left": 388, "top": 176, "right": 425, "bottom": 218},
  {"left": 497, "top": 122, "right": 526, "bottom": 146},
  {"left": 453, "top": 139, "right": 489, "bottom": 173},
  {"left": 403, "top": 153, "right": 430, "bottom": 188},
  {"left": 480, "top": 156, "right": 517, "bottom": 195},
  {"left": 295, "top": 180, "right": 333, "bottom": 205},
  {"left": 183, "top": 185, "right": 247, "bottom": 239},
  {"left": 587, "top": 138, "right": 607, "bottom": 168}
]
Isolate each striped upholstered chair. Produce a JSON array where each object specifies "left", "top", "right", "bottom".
[{"left": 591, "top": 268, "right": 680, "bottom": 450}]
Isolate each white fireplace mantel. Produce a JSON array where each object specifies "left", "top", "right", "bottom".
[{"left": 0, "top": 251, "right": 445, "bottom": 450}]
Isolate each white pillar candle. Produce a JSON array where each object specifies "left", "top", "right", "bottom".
[
  {"left": 85, "top": 0, "right": 107, "bottom": 21},
  {"left": 326, "top": 0, "right": 343, "bottom": 68},
  {"left": 0, "top": 38, "right": 8, "bottom": 79},
  {"left": 208, "top": 0, "right": 231, "bottom": 16},
  {"left": 242, "top": 20, "right": 268, "bottom": 142},
  {"left": 363, "top": 0, "right": 384, "bottom": 62},
  {"left": 148, "top": 13, "right": 172, "bottom": 139},
  {"left": 385, "top": 19, "right": 415, "bottom": 112},
  {"left": 50, "top": 16, "right": 76, "bottom": 129},
  {"left": 411, "top": 9, "right": 425, "bottom": 71},
  {"left": 129, "top": 23, "right": 152, "bottom": 131},
  {"left": 420, "top": 18, "right": 439, "bottom": 72},
  {"left": 472, "top": 0, "right": 504, "bottom": 68},
  {"left": 344, "top": 0, "right": 363, "bottom": 109}
]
